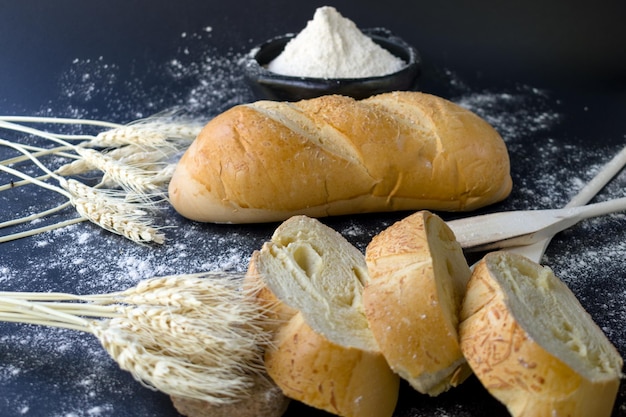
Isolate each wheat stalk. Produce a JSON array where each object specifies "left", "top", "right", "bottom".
[
  {"left": 53, "top": 146, "right": 133, "bottom": 177},
  {"left": 0, "top": 272, "right": 273, "bottom": 404},
  {"left": 72, "top": 148, "right": 162, "bottom": 194},
  {"left": 55, "top": 147, "right": 179, "bottom": 200},
  {"left": 0, "top": 161, "right": 163, "bottom": 244},
  {"left": 0, "top": 141, "right": 165, "bottom": 244},
  {"left": 0, "top": 143, "right": 78, "bottom": 166},
  {"left": 0, "top": 201, "right": 72, "bottom": 229},
  {"left": 0, "top": 217, "right": 87, "bottom": 244},
  {"left": 59, "top": 178, "right": 165, "bottom": 243},
  {"left": 0, "top": 113, "right": 201, "bottom": 147},
  {"left": 0, "top": 172, "right": 51, "bottom": 192},
  {"left": 0, "top": 115, "right": 122, "bottom": 131},
  {"left": 0, "top": 121, "right": 178, "bottom": 194},
  {"left": 61, "top": 178, "right": 153, "bottom": 211}
]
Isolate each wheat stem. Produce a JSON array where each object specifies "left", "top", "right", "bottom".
[
  {"left": 0, "top": 120, "right": 85, "bottom": 152},
  {"left": 0, "top": 296, "right": 91, "bottom": 331},
  {"left": 0, "top": 122, "right": 174, "bottom": 195},
  {"left": 5, "top": 301, "right": 121, "bottom": 319},
  {"left": 0, "top": 201, "right": 71, "bottom": 229},
  {"left": 0, "top": 312, "right": 91, "bottom": 332},
  {"left": 0, "top": 115, "right": 190, "bottom": 244},
  {"left": 0, "top": 173, "right": 53, "bottom": 192},
  {"left": 74, "top": 148, "right": 164, "bottom": 194},
  {"left": 0, "top": 115, "right": 123, "bottom": 130},
  {"left": 0, "top": 143, "right": 78, "bottom": 166},
  {"left": 0, "top": 217, "right": 87, "bottom": 244},
  {"left": 0, "top": 163, "right": 69, "bottom": 198},
  {"left": 0, "top": 290, "right": 90, "bottom": 302},
  {"left": 0, "top": 138, "right": 67, "bottom": 184},
  {"left": 0, "top": 176, "right": 163, "bottom": 246},
  {"left": 54, "top": 144, "right": 167, "bottom": 177},
  {"left": 0, "top": 138, "right": 166, "bottom": 244}
]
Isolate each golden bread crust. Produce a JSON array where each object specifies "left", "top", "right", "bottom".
[{"left": 264, "top": 313, "right": 399, "bottom": 417}]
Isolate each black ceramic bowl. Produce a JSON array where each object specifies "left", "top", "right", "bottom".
[{"left": 242, "top": 27, "right": 421, "bottom": 101}]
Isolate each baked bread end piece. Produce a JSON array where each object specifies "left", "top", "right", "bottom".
[{"left": 460, "top": 251, "right": 623, "bottom": 417}]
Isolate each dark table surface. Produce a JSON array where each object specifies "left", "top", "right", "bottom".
[{"left": 1, "top": 1, "right": 625, "bottom": 416}]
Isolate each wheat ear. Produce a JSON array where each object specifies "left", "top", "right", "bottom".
[
  {"left": 0, "top": 141, "right": 165, "bottom": 244},
  {"left": 89, "top": 112, "right": 203, "bottom": 148},
  {"left": 55, "top": 145, "right": 177, "bottom": 177},
  {"left": 0, "top": 272, "right": 273, "bottom": 404}
]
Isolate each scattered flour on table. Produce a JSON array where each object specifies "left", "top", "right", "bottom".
[
  {"left": 0, "top": 324, "right": 120, "bottom": 417},
  {"left": 454, "top": 86, "right": 562, "bottom": 143},
  {"left": 48, "top": 28, "right": 253, "bottom": 123},
  {"left": 267, "top": 6, "right": 405, "bottom": 78}
]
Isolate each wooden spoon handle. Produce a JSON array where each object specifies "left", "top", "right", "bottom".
[{"left": 566, "top": 145, "right": 626, "bottom": 208}]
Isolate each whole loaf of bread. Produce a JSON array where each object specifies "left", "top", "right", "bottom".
[{"left": 169, "top": 91, "right": 512, "bottom": 223}]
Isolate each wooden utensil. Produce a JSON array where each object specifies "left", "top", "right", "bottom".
[{"left": 447, "top": 196, "right": 626, "bottom": 251}]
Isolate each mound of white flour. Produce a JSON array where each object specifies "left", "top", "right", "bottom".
[{"left": 267, "top": 6, "right": 405, "bottom": 79}]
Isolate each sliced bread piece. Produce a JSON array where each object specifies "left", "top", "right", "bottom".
[
  {"left": 246, "top": 215, "right": 399, "bottom": 417},
  {"left": 363, "top": 210, "right": 473, "bottom": 395},
  {"left": 460, "top": 251, "right": 623, "bottom": 417}
]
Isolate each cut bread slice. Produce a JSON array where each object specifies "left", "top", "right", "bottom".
[
  {"left": 363, "top": 210, "right": 473, "bottom": 395},
  {"left": 460, "top": 251, "right": 623, "bottom": 417},
  {"left": 246, "top": 215, "right": 399, "bottom": 417}
]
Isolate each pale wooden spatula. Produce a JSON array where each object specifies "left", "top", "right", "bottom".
[{"left": 448, "top": 196, "right": 626, "bottom": 251}]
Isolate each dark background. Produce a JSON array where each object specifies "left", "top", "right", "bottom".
[
  {"left": 1, "top": 1, "right": 625, "bottom": 417},
  {"left": 1, "top": 0, "right": 625, "bottom": 113}
]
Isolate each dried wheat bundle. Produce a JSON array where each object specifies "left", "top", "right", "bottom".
[
  {"left": 0, "top": 272, "right": 273, "bottom": 404},
  {"left": 0, "top": 112, "right": 204, "bottom": 244}
]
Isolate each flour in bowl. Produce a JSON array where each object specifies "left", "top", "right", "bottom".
[{"left": 267, "top": 6, "right": 405, "bottom": 79}]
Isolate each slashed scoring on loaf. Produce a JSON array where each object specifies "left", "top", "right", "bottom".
[
  {"left": 245, "top": 100, "right": 363, "bottom": 167},
  {"left": 364, "top": 93, "right": 441, "bottom": 153}
]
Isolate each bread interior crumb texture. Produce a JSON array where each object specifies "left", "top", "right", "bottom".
[
  {"left": 261, "top": 216, "right": 377, "bottom": 352},
  {"left": 492, "top": 254, "right": 621, "bottom": 379}
]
